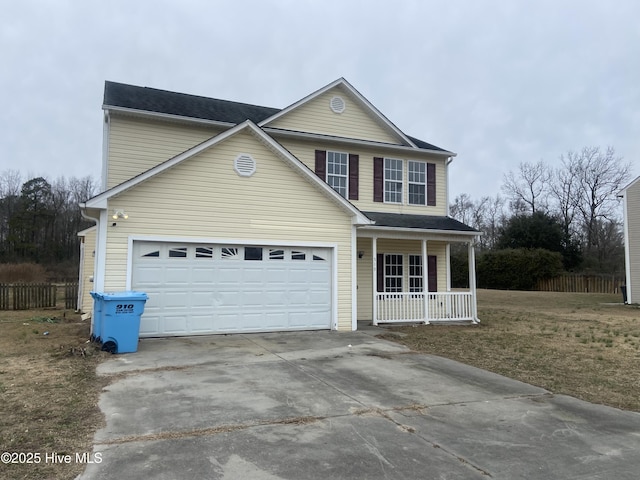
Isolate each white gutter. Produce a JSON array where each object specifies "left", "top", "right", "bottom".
[
  {"left": 358, "top": 225, "right": 481, "bottom": 237},
  {"left": 80, "top": 205, "right": 106, "bottom": 292},
  {"left": 104, "top": 105, "right": 236, "bottom": 129},
  {"left": 101, "top": 112, "right": 110, "bottom": 192},
  {"left": 265, "top": 127, "right": 455, "bottom": 158},
  {"left": 446, "top": 156, "right": 454, "bottom": 217},
  {"left": 621, "top": 192, "right": 632, "bottom": 303}
]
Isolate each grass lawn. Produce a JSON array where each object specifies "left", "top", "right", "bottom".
[
  {"left": 1, "top": 290, "right": 638, "bottom": 478},
  {"left": 380, "top": 289, "right": 640, "bottom": 412},
  {"left": 0, "top": 308, "right": 108, "bottom": 480}
]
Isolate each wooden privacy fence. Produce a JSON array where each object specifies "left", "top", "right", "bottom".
[
  {"left": 535, "top": 274, "right": 624, "bottom": 294},
  {"left": 0, "top": 283, "right": 79, "bottom": 310}
]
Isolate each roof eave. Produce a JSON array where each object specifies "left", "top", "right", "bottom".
[
  {"left": 619, "top": 175, "right": 640, "bottom": 195},
  {"left": 264, "top": 128, "right": 455, "bottom": 157},
  {"left": 359, "top": 224, "right": 481, "bottom": 235},
  {"left": 103, "top": 105, "right": 237, "bottom": 129}
]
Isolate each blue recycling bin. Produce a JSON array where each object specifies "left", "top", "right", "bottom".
[
  {"left": 99, "top": 291, "right": 148, "bottom": 354},
  {"left": 90, "top": 291, "right": 105, "bottom": 343}
]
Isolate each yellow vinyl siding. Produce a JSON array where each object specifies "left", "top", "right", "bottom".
[
  {"left": 279, "top": 137, "right": 448, "bottom": 216},
  {"left": 103, "top": 130, "right": 354, "bottom": 330},
  {"left": 268, "top": 88, "right": 403, "bottom": 145},
  {"left": 627, "top": 181, "right": 640, "bottom": 302},
  {"left": 79, "top": 228, "right": 97, "bottom": 313},
  {"left": 356, "top": 238, "right": 447, "bottom": 321},
  {"left": 107, "top": 115, "right": 222, "bottom": 188}
]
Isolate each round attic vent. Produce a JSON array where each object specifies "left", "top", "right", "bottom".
[
  {"left": 330, "top": 96, "right": 346, "bottom": 114},
  {"left": 234, "top": 154, "right": 256, "bottom": 177}
]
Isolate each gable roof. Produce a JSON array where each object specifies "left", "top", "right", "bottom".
[
  {"left": 258, "top": 78, "right": 417, "bottom": 148},
  {"left": 363, "top": 212, "right": 479, "bottom": 234},
  {"left": 103, "top": 80, "right": 451, "bottom": 154},
  {"left": 619, "top": 175, "right": 640, "bottom": 195},
  {"left": 83, "top": 120, "right": 371, "bottom": 225}
]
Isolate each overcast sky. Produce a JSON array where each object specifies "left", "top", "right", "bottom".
[{"left": 1, "top": 0, "right": 638, "bottom": 202}]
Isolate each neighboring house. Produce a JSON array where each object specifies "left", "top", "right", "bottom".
[
  {"left": 620, "top": 176, "right": 640, "bottom": 304},
  {"left": 78, "top": 78, "right": 480, "bottom": 337}
]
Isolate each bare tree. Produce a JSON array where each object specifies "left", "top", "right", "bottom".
[
  {"left": 450, "top": 194, "right": 506, "bottom": 251},
  {"left": 0, "top": 173, "right": 98, "bottom": 266},
  {"left": 502, "top": 160, "right": 551, "bottom": 214},
  {"left": 548, "top": 153, "right": 581, "bottom": 244},
  {"left": 0, "top": 170, "right": 23, "bottom": 250},
  {"left": 69, "top": 176, "right": 98, "bottom": 204},
  {"left": 0, "top": 170, "right": 22, "bottom": 197},
  {"left": 482, "top": 195, "right": 506, "bottom": 250},
  {"left": 572, "top": 146, "right": 631, "bottom": 255},
  {"left": 450, "top": 193, "right": 474, "bottom": 226}
]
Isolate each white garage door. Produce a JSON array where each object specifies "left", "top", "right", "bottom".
[{"left": 131, "top": 241, "right": 332, "bottom": 336}]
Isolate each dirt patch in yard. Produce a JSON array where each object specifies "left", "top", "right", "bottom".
[
  {"left": 0, "top": 309, "right": 109, "bottom": 480},
  {"left": 379, "top": 290, "right": 640, "bottom": 412}
]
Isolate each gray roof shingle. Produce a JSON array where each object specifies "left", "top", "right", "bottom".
[
  {"left": 363, "top": 211, "right": 478, "bottom": 233},
  {"left": 104, "top": 81, "right": 280, "bottom": 124}
]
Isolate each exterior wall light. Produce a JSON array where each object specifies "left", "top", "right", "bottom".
[{"left": 112, "top": 209, "right": 128, "bottom": 220}]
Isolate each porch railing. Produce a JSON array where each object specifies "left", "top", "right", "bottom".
[{"left": 375, "top": 291, "right": 476, "bottom": 324}]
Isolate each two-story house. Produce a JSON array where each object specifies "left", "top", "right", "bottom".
[
  {"left": 78, "top": 78, "right": 480, "bottom": 337},
  {"left": 620, "top": 176, "right": 640, "bottom": 304}
]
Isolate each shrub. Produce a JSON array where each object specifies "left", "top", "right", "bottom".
[
  {"left": 477, "top": 248, "right": 563, "bottom": 290},
  {"left": 0, "top": 263, "right": 48, "bottom": 283},
  {"left": 450, "top": 244, "right": 470, "bottom": 288},
  {"left": 45, "top": 261, "right": 80, "bottom": 283}
]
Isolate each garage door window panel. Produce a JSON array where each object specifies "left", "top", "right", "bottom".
[
  {"left": 244, "top": 247, "right": 263, "bottom": 261},
  {"left": 221, "top": 247, "right": 240, "bottom": 259},
  {"left": 195, "top": 247, "right": 214, "bottom": 259},
  {"left": 169, "top": 247, "right": 188, "bottom": 258},
  {"left": 269, "top": 249, "right": 285, "bottom": 260},
  {"left": 292, "top": 251, "right": 306, "bottom": 260}
]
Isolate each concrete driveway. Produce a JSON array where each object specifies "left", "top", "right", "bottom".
[{"left": 80, "top": 327, "right": 640, "bottom": 479}]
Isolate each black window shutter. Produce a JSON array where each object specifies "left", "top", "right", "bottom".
[
  {"left": 348, "top": 154, "right": 359, "bottom": 200},
  {"left": 376, "top": 253, "right": 384, "bottom": 292},
  {"left": 373, "top": 157, "right": 384, "bottom": 202},
  {"left": 427, "top": 163, "right": 436, "bottom": 206},
  {"left": 315, "top": 150, "right": 327, "bottom": 180},
  {"left": 427, "top": 255, "right": 437, "bottom": 292}
]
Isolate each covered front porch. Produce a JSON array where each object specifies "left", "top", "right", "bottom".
[{"left": 357, "top": 212, "right": 480, "bottom": 325}]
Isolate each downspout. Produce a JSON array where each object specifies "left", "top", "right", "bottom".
[
  {"left": 80, "top": 206, "right": 102, "bottom": 292},
  {"left": 620, "top": 192, "right": 631, "bottom": 303},
  {"left": 446, "top": 156, "right": 454, "bottom": 217},
  {"left": 101, "top": 111, "right": 110, "bottom": 192},
  {"left": 469, "top": 236, "right": 479, "bottom": 323}
]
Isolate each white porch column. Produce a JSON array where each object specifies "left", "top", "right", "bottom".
[
  {"left": 372, "top": 236, "right": 378, "bottom": 326},
  {"left": 422, "top": 239, "right": 430, "bottom": 324},
  {"left": 468, "top": 240, "right": 479, "bottom": 323},
  {"left": 445, "top": 243, "right": 451, "bottom": 292}
]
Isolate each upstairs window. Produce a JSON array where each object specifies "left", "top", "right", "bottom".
[
  {"left": 327, "top": 151, "right": 348, "bottom": 198},
  {"left": 384, "top": 158, "right": 403, "bottom": 203},
  {"left": 374, "top": 158, "right": 436, "bottom": 206},
  {"left": 408, "top": 161, "right": 426, "bottom": 205},
  {"left": 315, "top": 150, "right": 359, "bottom": 200}
]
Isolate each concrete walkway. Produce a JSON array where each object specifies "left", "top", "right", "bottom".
[{"left": 79, "top": 329, "right": 640, "bottom": 479}]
